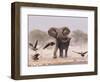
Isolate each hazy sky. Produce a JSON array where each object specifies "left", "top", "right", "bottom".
[{"left": 28, "top": 15, "right": 88, "bottom": 33}]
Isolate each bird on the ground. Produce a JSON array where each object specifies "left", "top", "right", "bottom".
[
  {"left": 43, "top": 42, "right": 55, "bottom": 49},
  {"left": 32, "top": 53, "right": 40, "bottom": 60},
  {"left": 29, "top": 40, "right": 38, "bottom": 51},
  {"left": 72, "top": 51, "right": 88, "bottom": 57}
]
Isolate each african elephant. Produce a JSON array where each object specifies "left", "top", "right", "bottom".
[{"left": 48, "top": 27, "right": 71, "bottom": 58}]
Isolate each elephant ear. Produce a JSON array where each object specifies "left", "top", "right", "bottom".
[
  {"left": 62, "top": 27, "right": 70, "bottom": 35},
  {"left": 48, "top": 28, "right": 57, "bottom": 38}
]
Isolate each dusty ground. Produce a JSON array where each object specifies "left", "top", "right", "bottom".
[{"left": 28, "top": 45, "right": 88, "bottom": 67}]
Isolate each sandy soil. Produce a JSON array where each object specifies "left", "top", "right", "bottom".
[{"left": 28, "top": 45, "right": 88, "bottom": 67}]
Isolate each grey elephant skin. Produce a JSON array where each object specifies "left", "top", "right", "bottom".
[{"left": 48, "top": 27, "right": 71, "bottom": 58}]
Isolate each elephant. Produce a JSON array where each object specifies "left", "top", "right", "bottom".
[{"left": 48, "top": 27, "right": 71, "bottom": 58}]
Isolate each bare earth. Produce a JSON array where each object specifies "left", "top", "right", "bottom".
[{"left": 28, "top": 44, "right": 88, "bottom": 67}]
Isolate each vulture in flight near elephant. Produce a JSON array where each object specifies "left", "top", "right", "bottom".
[
  {"left": 29, "top": 40, "right": 38, "bottom": 51},
  {"left": 29, "top": 40, "right": 55, "bottom": 60},
  {"left": 43, "top": 42, "right": 55, "bottom": 49},
  {"left": 72, "top": 51, "right": 88, "bottom": 57}
]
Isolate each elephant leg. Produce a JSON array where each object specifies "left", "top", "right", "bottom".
[
  {"left": 59, "top": 48, "right": 63, "bottom": 58},
  {"left": 53, "top": 47, "right": 58, "bottom": 58},
  {"left": 65, "top": 38, "right": 71, "bottom": 57},
  {"left": 65, "top": 48, "right": 68, "bottom": 57}
]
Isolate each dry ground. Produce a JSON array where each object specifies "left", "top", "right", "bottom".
[{"left": 28, "top": 44, "right": 88, "bottom": 67}]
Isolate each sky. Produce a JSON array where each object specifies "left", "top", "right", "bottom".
[{"left": 28, "top": 15, "right": 88, "bottom": 33}]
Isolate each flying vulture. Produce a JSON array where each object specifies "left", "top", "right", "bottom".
[
  {"left": 43, "top": 42, "right": 55, "bottom": 49},
  {"left": 29, "top": 40, "right": 38, "bottom": 51},
  {"left": 72, "top": 51, "right": 88, "bottom": 57}
]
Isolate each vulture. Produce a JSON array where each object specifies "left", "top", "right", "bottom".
[
  {"left": 72, "top": 51, "right": 88, "bottom": 57},
  {"left": 43, "top": 42, "right": 55, "bottom": 49},
  {"left": 29, "top": 40, "right": 38, "bottom": 51},
  {"left": 32, "top": 53, "right": 40, "bottom": 60}
]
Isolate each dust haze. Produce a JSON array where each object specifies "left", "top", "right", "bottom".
[{"left": 28, "top": 29, "right": 88, "bottom": 66}]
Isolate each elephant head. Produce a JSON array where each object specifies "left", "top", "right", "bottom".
[
  {"left": 48, "top": 27, "right": 71, "bottom": 58},
  {"left": 48, "top": 27, "right": 70, "bottom": 43}
]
